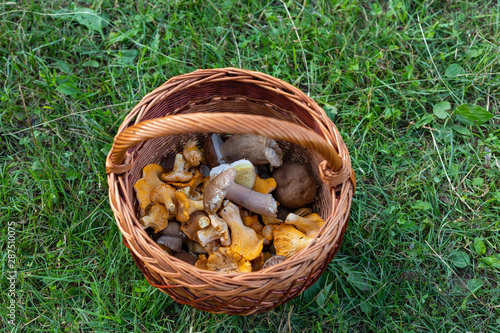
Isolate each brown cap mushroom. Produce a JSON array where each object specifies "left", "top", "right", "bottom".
[
  {"left": 203, "top": 168, "right": 237, "bottom": 214},
  {"left": 157, "top": 235, "right": 183, "bottom": 252},
  {"left": 218, "top": 134, "right": 283, "bottom": 167},
  {"left": 272, "top": 162, "right": 318, "bottom": 209},
  {"left": 262, "top": 255, "right": 286, "bottom": 269}
]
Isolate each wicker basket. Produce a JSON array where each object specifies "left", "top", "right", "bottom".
[{"left": 106, "top": 68, "right": 355, "bottom": 315}]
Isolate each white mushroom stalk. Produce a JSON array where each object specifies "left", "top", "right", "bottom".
[{"left": 204, "top": 168, "right": 278, "bottom": 217}]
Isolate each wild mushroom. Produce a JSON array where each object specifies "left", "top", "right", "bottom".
[
  {"left": 273, "top": 224, "right": 313, "bottom": 258},
  {"left": 177, "top": 186, "right": 203, "bottom": 201},
  {"left": 197, "top": 225, "right": 220, "bottom": 248},
  {"left": 210, "top": 159, "right": 257, "bottom": 189},
  {"left": 204, "top": 134, "right": 283, "bottom": 167},
  {"left": 209, "top": 213, "right": 231, "bottom": 246},
  {"left": 206, "top": 247, "right": 252, "bottom": 274},
  {"left": 173, "top": 251, "right": 198, "bottom": 265},
  {"left": 219, "top": 200, "right": 263, "bottom": 261},
  {"left": 219, "top": 134, "right": 283, "bottom": 167},
  {"left": 262, "top": 224, "right": 278, "bottom": 242},
  {"left": 133, "top": 164, "right": 165, "bottom": 214},
  {"left": 186, "top": 168, "right": 204, "bottom": 196},
  {"left": 156, "top": 235, "right": 182, "bottom": 252},
  {"left": 261, "top": 215, "right": 283, "bottom": 225},
  {"left": 241, "top": 214, "right": 263, "bottom": 235},
  {"left": 161, "top": 153, "right": 193, "bottom": 182},
  {"left": 194, "top": 254, "right": 209, "bottom": 270},
  {"left": 272, "top": 162, "right": 318, "bottom": 209},
  {"left": 180, "top": 210, "right": 210, "bottom": 240},
  {"left": 182, "top": 139, "right": 204, "bottom": 167},
  {"left": 262, "top": 255, "right": 286, "bottom": 269},
  {"left": 204, "top": 168, "right": 278, "bottom": 217},
  {"left": 203, "top": 133, "right": 225, "bottom": 168},
  {"left": 159, "top": 221, "right": 186, "bottom": 240},
  {"left": 175, "top": 191, "right": 205, "bottom": 223},
  {"left": 150, "top": 183, "right": 177, "bottom": 215},
  {"left": 140, "top": 203, "right": 169, "bottom": 233},
  {"left": 252, "top": 176, "right": 277, "bottom": 194},
  {"left": 285, "top": 213, "right": 325, "bottom": 238}
]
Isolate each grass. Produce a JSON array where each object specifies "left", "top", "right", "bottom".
[{"left": 1, "top": 0, "right": 500, "bottom": 331}]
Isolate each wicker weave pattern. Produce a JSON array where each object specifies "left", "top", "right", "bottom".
[{"left": 106, "top": 68, "right": 355, "bottom": 315}]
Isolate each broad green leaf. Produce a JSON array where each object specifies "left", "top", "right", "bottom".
[
  {"left": 450, "top": 251, "right": 470, "bottom": 268},
  {"left": 66, "top": 170, "right": 79, "bottom": 181},
  {"left": 302, "top": 272, "right": 327, "bottom": 303},
  {"left": 468, "top": 48, "right": 483, "bottom": 58},
  {"left": 323, "top": 104, "right": 338, "bottom": 117},
  {"left": 56, "top": 83, "right": 80, "bottom": 96},
  {"left": 116, "top": 49, "right": 139, "bottom": 66},
  {"left": 456, "top": 104, "right": 493, "bottom": 124},
  {"left": 466, "top": 278, "right": 483, "bottom": 292},
  {"left": 53, "top": 60, "right": 72, "bottom": 73},
  {"left": 384, "top": 108, "right": 401, "bottom": 120},
  {"left": 415, "top": 114, "right": 434, "bottom": 128},
  {"left": 433, "top": 101, "right": 451, "bottom": 119},
  {"left": 82, "top": 60, "right": 99, "bottom": 68},
  {"left": 473, "top": 237, "right": 486, "bottom": 255},
  {"left": 73, "top": 8, "right": 108, "bottom": 32},
  {"left": 445, "top": 64, "right": 464, "bottom": 77},
  {"left": 360, "top": 301, "right": 373, "bottom": 315},
  {"left": 480, "top": 255, "right": 500, "bottom": 268},
  {"left": 414, "top": 200, "right": 432, "bottom": 210},
  {"left": 346, "top": 271, "right": 369, "bottom": 291},
  {"left": 451, "top": 124, "right": 471, "bottom": 136}
]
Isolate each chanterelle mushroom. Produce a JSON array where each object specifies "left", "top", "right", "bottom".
[
  {"left": 285, "top": 213, "right": 325, "bottom": 238},
  {"left": 161, "top": 153, "right": 193, "bottom": 182},
  {"left": 204, "top": 168, "right": 278, "bottom": 217},
  {"left": 150, "top": 183, "right": 177, "bottom": 215},
  {"left": 175, "top": 191, "right": 204, "bottom": 223},
  {"left": 206, "top": 247, "right": 252, "bottom": 274},
  {"left": 219, "top": 200, "right": 263, "bottom": 261},
  {"left": 273, "top": 224, "right": 312, "bottom": 258},
  {"left": 182, "top": 139, "right": 204, "bottom": 167},
  {"left": 180, "top": 210, "right": 210, "bottom": 241},
  {"left": 140, "top": 203, "right": 169, "bottom": 233},
  {"left": 134, "top": 164, "right": 165, "bottom": 214},
  {"left": 209, "top": 213, "right": 231, "bottom": 247}
]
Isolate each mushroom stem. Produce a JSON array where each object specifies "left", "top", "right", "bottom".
[{"left": 225, "top": 183, "right": 278, "bottom": 217}]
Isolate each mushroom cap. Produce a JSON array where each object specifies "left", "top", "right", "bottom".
[
  {"left": 262, "top": 255, "right": 286, "bottom": 269},
  {"left": 173, "top": 251, "right": 198, "bottom": 265},
  {"left": 272, "top": 162, "right": 318, "bottom": 209},
  {"left": 156, "top": 235, "right": 183, "bottom": 252},
  {"left": 203, "top": 168, "right": 237, "bottom": 214}
]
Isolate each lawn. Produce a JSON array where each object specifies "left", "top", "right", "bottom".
[{"left": 1, "top": 0, "right": 500, "bottom": 332}]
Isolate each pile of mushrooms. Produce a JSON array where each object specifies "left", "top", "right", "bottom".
[{"left": 134, "top": 134, "right": 326, "bottom": 273}]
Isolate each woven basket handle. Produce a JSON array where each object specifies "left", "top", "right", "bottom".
[{"left": 106, "top": 113, "right": 354, "bottom": 187}]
